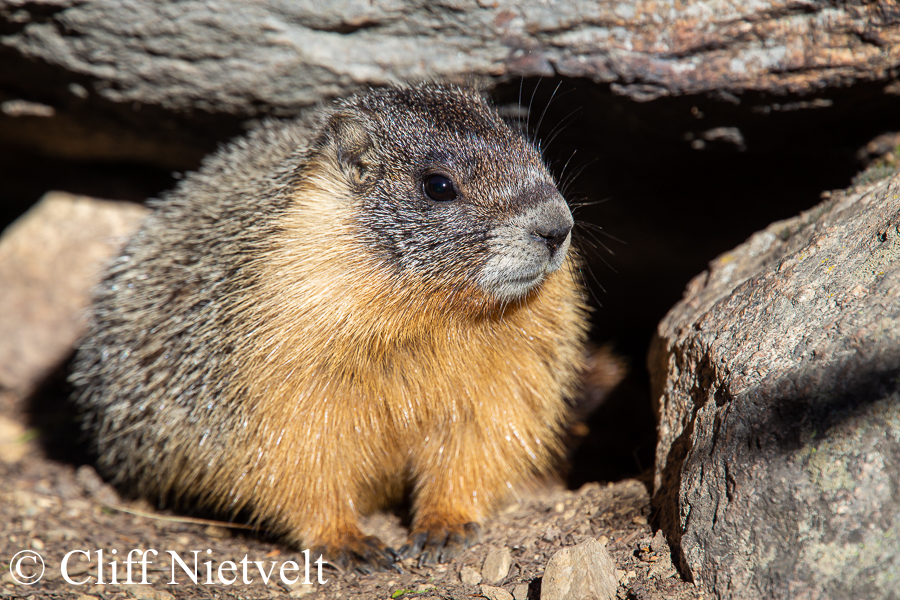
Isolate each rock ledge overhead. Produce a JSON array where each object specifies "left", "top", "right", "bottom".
[
  {"left": 3, "top": 0, "right": 898, "bottom": 110},
  {"left": 2, "top": 0, "right": 899, "bottom": 166},
  {"left": 649, "top": 171, "right": 900, "bottom": 599}
]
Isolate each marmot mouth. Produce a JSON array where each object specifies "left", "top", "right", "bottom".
[
  {"left": 480, "top": 276, "right": 545, "bottom": 304},
  {"left": 502, "top": 271, "right": 546, "bottom": 291},
  {"left": 478, "top": 201, "right": 573, "bottom": 304},
  {"left": 507, "top": 272, "right": 545, "bottom": 285},
  {"left": 478, "top": 244, "right": 569, "bottom": 303}
]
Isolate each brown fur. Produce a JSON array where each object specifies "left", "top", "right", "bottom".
[{"left": 71, "top": 84, "right": 589, "bottom": 566}]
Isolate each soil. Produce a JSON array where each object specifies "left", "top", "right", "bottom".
[{"left": 0, "top": 383, "right": 703, "bottom": 600}]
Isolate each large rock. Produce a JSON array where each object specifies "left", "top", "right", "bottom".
[
  {"left": 0, "top": 192, "right": 147, "bottom": 401},
  {"left": 649, "top": 171, "right": 900, "bottom": 598},
  {"left": 2, "top": 0, "right": 899, "bottom": 165}
]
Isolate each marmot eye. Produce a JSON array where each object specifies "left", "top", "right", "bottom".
[{"left": 422, "top": 174, "right": 457, "bottom": 202}]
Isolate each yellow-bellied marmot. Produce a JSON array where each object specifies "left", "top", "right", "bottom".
[{"left": 71, "top": 83, "right": 590, "bottom": 570}]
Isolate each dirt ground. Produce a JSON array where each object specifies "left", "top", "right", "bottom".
[{"left": 0, "top": 381, "right": 703, "bottom": 600}]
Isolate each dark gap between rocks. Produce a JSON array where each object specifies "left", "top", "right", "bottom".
[{"left": 491, "top": 76, "right": 900, "bottom": 487}]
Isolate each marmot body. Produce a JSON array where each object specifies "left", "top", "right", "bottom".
[{"left": 71, "top": 84, "right": 589, "bottom": 568}]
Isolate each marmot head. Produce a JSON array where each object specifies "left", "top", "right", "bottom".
[{"left": 310, "top": 84, "right": 574, "bottom": 308}]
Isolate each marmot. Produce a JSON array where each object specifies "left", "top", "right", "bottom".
[{"left": 71, "top": 83, "right": 590, "bottom": 570}]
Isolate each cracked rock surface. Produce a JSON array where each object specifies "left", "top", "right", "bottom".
[{"left": 650, "top": 171, "right": 900, "bottom": 599}]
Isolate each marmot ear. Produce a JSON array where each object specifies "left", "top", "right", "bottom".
[{"left": 326, "top": 112, "right": 376, "bottom": 185}]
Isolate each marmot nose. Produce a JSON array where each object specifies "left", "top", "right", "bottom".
[{"left": 534, "top": 225, "right": 572, "bottom": 255}]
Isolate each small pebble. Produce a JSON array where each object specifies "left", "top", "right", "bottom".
[
  {"left": 128, "top": 589, "right": 176, "bottom": 600},
  {"left": 649, "top": 529, "right": 667, "bottom": 553},
  {"left": 460, "top": 565, "right": 483, "bottom": 585},
  {"left": 482, "top": 546, "right": 512, "bottom": 583},
  {"left": 480, "top": 584, "right": 513, "bottom": 600}
]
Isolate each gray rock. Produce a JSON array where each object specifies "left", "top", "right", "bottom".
[
  {"left": 650, "top": 171, "right": 900, "bottom": 599},
  {"left": 540, "top": 538, "right": 617, "bottom": 600},
  {"left": 1, "top": 1, "right": 897, "bottom": 165},
  {"left": 482, "top": 546, "right": 512, "bottom": 584}
]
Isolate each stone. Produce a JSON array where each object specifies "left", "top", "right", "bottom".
[
  {"left": 512, "top": 583, "right": 529, "bottom": 600},
  {"left": 650, "top": 171, "right": 900, "bottom": 599},
  {"left": 0, "top": 414, "right": 29, "bottom": 464},
  {"left": 540, "top": 538, "right": 617, "bottom": 600},
  {"left": 482, "top": 546, "right": 512, "bottom": 584},
  {"left": 0, "top": 192, "right": 147, "bottom": 398},
  {"left": 460, "top": 565, "right": 483, "bottom": 586},
  {"left": 480, "top": 584, "right": 514, "bottom": 600},
  {"left": 128, "top": 589, "right": 175, "bottom": 600},
  {"left": 649, "top": 529, "right": 666, "bottom": 554}
]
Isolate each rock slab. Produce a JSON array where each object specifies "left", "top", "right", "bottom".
[
  {"left": 650, "top": 171, "right": 900, "bottom": 598},
  {"left": 2, "top": 0, "right": 899, "bottom": 166},
  {"left": 540, "top": 538, "right": 617, "bottom": 600}
]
